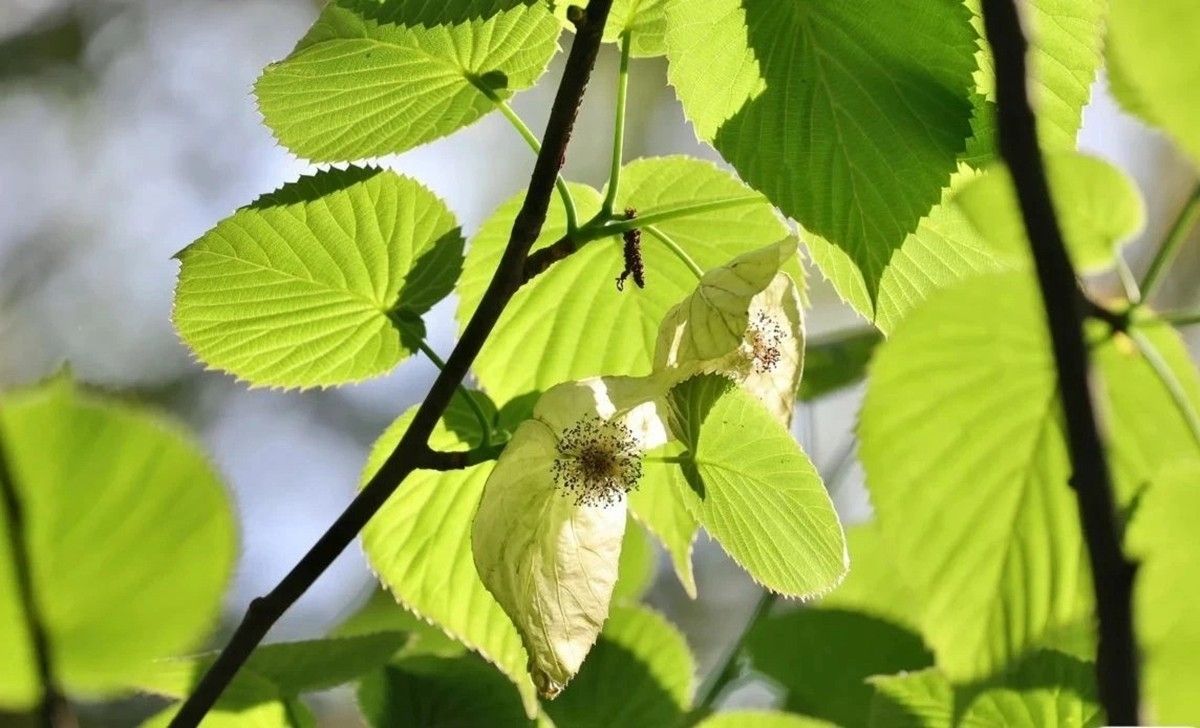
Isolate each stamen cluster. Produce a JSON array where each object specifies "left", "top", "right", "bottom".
[
  {"left": 551, "top": 416, "right": 643, "bottom": 506},
  {"left": 745, "top": 311, "right": 786, "bottom": 373}
]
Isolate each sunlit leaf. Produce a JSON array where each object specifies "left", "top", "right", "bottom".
[
  {"left": 959, "top": 652, "right": 1103, "bottom": 727},
  {"left": 697, "top": 711, "right": 837, "bottom": 728},
  {"left": 555, "top": 0, "right": 671, "bottom": 57},
  {"left": 666, "top": 0, "right": 977, "bottom": 301},
  {"left": 256, "top": 0, "right": 560, "bottom": 161},
  {"left": 0, "top": 379, "right": 234, "bottom": 708},
  {"left": 669, "top": 376, "right": 847, "bottom": 597},
  {"left": 868, "top": 669, "right": 953, "bottom": 728},
  {"left": 629, "top": 444, "right": 699, "bottom": 598},
  {"left": 174, "top": 167, "right": 463, "bottom": 389},
  {"left": 458, "top": 157, "right": 790, "bottom": 404},
  {"left": 613, "top": 517, "right": 656, "bottom": 604}
]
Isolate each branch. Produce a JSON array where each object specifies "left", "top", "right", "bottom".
[
  {"left": 167, "top": 2, "right": 615, "bottom": 724},
  {"left": 981, "top": 0, "right": 1140, "bottom": 722},
  {"left": 0, "top": 428, "right": 76, "bottom": 728}
]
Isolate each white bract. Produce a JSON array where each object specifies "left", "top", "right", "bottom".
[
  {"left": 472, "top": 375, "right": 670, "bottom": 697},
  {"left": 654, "top": 239, "right": 805, "bottom": 425}
]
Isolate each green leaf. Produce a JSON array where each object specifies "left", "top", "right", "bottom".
[
  {"left": 669, "top": 376, "right": 847, "bottom": 597},
  {"left": 697, "top": 712, "right": 837, "bottom": 728},
  {"left": 959, "top": 652, "right": 1103, "bottom": 727},
  {"left": 747, "top": 608, "right": 932, "bottom": 727},
  {"left": 1128, "top": 463, "right": 1200, "bottom": 724},
  {"left": 358, "top": 654, "right": 539, "bottom": 728},
  {"left": 953, "top": 152, "right": 1146, "bottom": 273},
  {"left": 655, "top": 239, "right": 805, "bottom": 425},
  {"left": 613, "top": 517, "right": 656, "bottom": 603},
  {"left": 174, "top": 167, "right": 463, "bottom": 389},
  {"left": 458, "top": 157, "right": 789, "bottom": 404},
  {"left": 545, "top": 605, "right": 694, "bottom": 727},
  {"left": 666, "top": 0, "right": 977, "bottom": 301},
  {"left": 143, "top": 696, "right": 310, "bottom": 728},
  {"left": 138, "top": 633, "right": 407, "bottom": 707},
  {"left": 817, "top": 523, "right": 923, "bottom": 635},
  {"left": 0, "top": 378, "right": 234, "bottom": 708},
  {"left": 804, "top": 166, "right": 1011, "bottom": 334},
  {"left": 859, "top": 272, "right": 1093, "bottom": 681},
  {"left": 359, "top": 391, "right": 539, "bottom": 715},
  {"left": 629, "top": 443, "right": 699, "bottom": 598},
  {"left": 1107, "top": 0, "right": 1200, "bottom": 168},
  {"left": 555, "top": 0, "right": 671, "bottom": 57},
  {"left": 868, "top": 669, "right": 953, "bottom": 728},
  {"left": 255, "top": 0, "right": 561, "bottom": 161},
  {"left": 965, "top": 0, "right": 1107, "bottom": 156},
  {"left": 798, "top": 330, "right": 882, "bottom": 402},
  {"left": 333, "top": 589, "right": 466, "bottom": 658}
]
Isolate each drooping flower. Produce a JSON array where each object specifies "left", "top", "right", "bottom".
[
  {"left": 472, "top": 375, "right": 670, "bottom": 697},
  {"left": 655, "top": 238, "right": 806, "bottom": 425}
]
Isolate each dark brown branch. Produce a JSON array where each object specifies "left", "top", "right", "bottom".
[
  {"left": 981, "top": 0, "right": 1140, "bottom": 721},
  {"left": 167, "top": 2, "right": 615, "bottom": 724},
  {"left": 524, "top": 233, "right": 577, "bottom": 281},
  {"left": 0, "top": 427, "right": 76, "bottom": 728}
]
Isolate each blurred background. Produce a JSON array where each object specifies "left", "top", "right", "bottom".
[{"left": 2, "top": 0, "right": 1198, "bottom": 724}]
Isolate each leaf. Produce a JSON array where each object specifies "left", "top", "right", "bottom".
[
  {"left": 868, "top": 669, "right": 953, "bottom": 728},
  {"left": 613, "top": 517, "right": 656, "bottom": 603},
  {"left": 255, "top": 0, "right": 561, "bottom": 161},
  {"left": 953, "top": 152, "right": 1146, "bottom": 273},
  {"left": 859, "top": 272, "right": 1093, "bottom": 681},
  {"left": 143, "top": 696, "right": 309, "bottom": 728},
  {"left": 359, "top": 391, "right": 539, "bottom": 715},
  {"left": 655, "top": 239, "right": 805, "bottom": 425},
  {"left": 666, "top": 0, "right": 977, "bottom": 301},
  {"left": 965, "top": 0, "right": 1107, "bottom": 156},
  {"left": 545, "top": 605, "right": 694, "bottom": 727},
  {"left": 0, "top": 378, "right": 234, "bottom": 708},
  {"left": 555, "top": 0, "right": 671, "bottom": 57},
  {"left": 959, "top": 652, "right": 1103, "bottom": 728},
  {"left": 669, "top": 376, "right": 847, "bottom": 597},
  {"left": 174, "top": 167, "right": 463, "bottom": 389},
  {"left": 1107, "top": 0, "right": 1200, "bottom": 168},
  {"left": 817, "top": 523, "right": 923, "bottom": 634},
  {"left": 804, "top": 165, "right": 1011, "bottom": 334},
  {"left": 747, "top": 608, "right": 932, "bottom": 728},
  {"left": 1128, "top": 463, "right": 1200, "bottom": 724},
  {"left": 358, "top": 654, "right": 539, "bottom": 728},
  {"left": 696, "top": 712, "right": 838, "bottom": 728},
  {"left": 628, "top": 444, "right": 699, "bottom": 598},
  {"left": 457, "top": 157, "right": 790, "bottom": 404},
  {"left": 333, "top": 589, "right": 466, "bottom": 658},
  {"left": 798, "top": 330, "right": 882, "bottom": 401}
]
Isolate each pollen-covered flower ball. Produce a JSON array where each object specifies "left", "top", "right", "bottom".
[{"left": 471, "top": 375, "right": 670, "bottom": 697}]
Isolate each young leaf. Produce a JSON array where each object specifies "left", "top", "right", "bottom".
[
  {"left": 746, "top": 608, "right": 933, "bottom": 727},
  {"left": 696, "top": 712, "right": 837, "bottom": 728},
  {"left": 174, "top": 167, "right": 463, "bottom": 389},
  {"left": 804, "top": 166, "right": 1011, "bottom": 334},
  {"left": 1107, "top": 0, "right": 1200, "bottom": 169},
  {"left": 1127, "top": 463, "right": 1200, "bottom": 724},
  {"left": 666, "top": 0, "right": 977, "bottom": 301},
  {"left": 255, "top": 0, "right": 560, "bottom": 161},
  {"left": 358, "top": 654, "right": 540, "bottom": 728},
  {"left": 359, "top": 392, "right": 539, "bottom": 715},
  {"left": 669, "top": 376, "right": 847, "bottom": 598},
  {"left": 545, "top": 604, "right": 694, "bottom": 728},
  {"left": 472, "top": 376, "right": 671, "bottom": 697},
  {"left": 868, "top": 669, "right": 954, "bottom": 728},
  {"left": 0, "top": 378, "right": 234, "bottom": 708},
  {"left": 965, "top": 0, "right": 1107, "bottom": 157},
  {"left": 954, "top": 152, "right": 1146, "bottom": 274},
  {"left": 628, "top": 446, "right": 699, "bottom": 598},
  {"left": 457, "top": 157, "right": 790, "bottom": 404},
  {"left": 860, "top": 273, "right": 1093, "bottom": 681},
  {"left": 655, "top": 239, "right": 805, "bottom": 425}
]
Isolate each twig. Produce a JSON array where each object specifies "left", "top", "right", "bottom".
[
  {"left": 167, "top": 2, "right": 615, "bottom": 723},
  {"left": 0, "top": 425, "right": 76, "bottom": 728},
  {"left": 981, "top": 0, "right": 1140, "bottom": 721}
]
